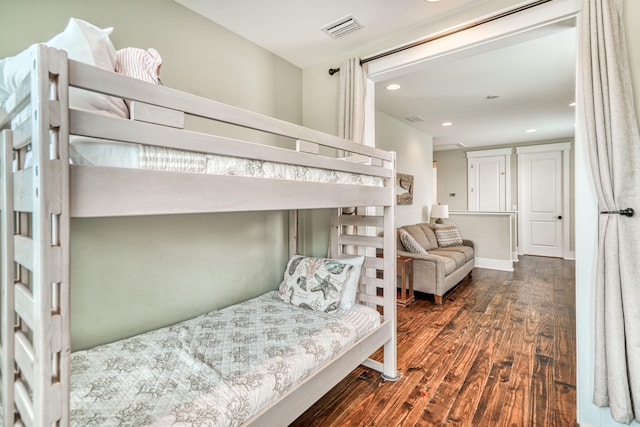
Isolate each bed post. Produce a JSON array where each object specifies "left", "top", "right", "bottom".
[
  {"left": 327, "top": 152, "right": 398, "bottom": 382},
  {"left": 1, "top": 129, "right": 16, "bottom": 426},
  {"left": 1, "top": 44, "right": 70, "bottom": 426},
  {"left": 381, "top": 153, "right": 398, "bottom": 380},
  {"left": 289, "top": 210, "right": 298, "bottom": 257}
]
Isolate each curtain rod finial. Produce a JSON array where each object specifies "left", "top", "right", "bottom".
[{"left": 328, "top": 67, "right": 340, "bottom": 76}]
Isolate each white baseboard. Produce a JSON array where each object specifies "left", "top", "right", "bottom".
[{"left": 474, "top": 257, "right": 514, "bottom": 272}]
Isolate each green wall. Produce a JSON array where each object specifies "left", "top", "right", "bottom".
[
  {"left": 0, "top": 0, "right": 302, "bottom": 122},
  {"left": 376, "top": 111, "right": 434, "bottom": 226},
  {"left": 1, "top": 0, "right": 303, "bottom": 350}
]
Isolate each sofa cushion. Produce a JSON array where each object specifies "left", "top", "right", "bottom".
[
  {"left": 400, "top": 224, "right": 433, "bottom": 251},
  {"left": 428, "top": 252, "right": 457, "bottom": 275},
  {"left": 439, "top": 245, "right": 474, "bottom": 263},
  {"left": 430, "top": 248, "right": 468, "bottom": 269},
  {"left": 418, "top": 224, "right": 439, "bottom": 250}
]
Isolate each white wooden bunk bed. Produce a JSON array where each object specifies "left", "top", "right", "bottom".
[{"left": 0, "top": 44, "right": 397, "bottom": 426}]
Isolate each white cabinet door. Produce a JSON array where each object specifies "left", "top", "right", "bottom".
[{"left": 468, "top": 155, "right": 506, "bottom": 211}]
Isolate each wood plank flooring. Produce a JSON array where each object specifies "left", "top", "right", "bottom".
[{"left": 291, "top": 255, "right": 577, "bottom": 426}]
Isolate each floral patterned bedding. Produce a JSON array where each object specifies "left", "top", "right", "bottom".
[{"left": 70, "top": 291, "right": 380, "bottom": 426}]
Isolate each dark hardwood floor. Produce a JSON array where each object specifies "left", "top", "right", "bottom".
[{"left": 291, "top": 255, "right": 577, "bottom": 426}]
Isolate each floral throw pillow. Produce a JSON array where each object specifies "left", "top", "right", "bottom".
[
  {"left": 279, "top": 255, "right": 353, "bottom": 312},
  {"left": 433, "top": 223, "right": 463, "bottom": 247},
  {"left": 399, "top": 229, "right": 427, "bottom": 254}
]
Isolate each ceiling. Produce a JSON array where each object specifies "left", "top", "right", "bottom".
[{"left": 174, "top": 0, "right": 577, "bottom": 151}]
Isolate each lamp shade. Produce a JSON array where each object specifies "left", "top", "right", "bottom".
[{"left": 431, "top": 204, "right": 449, "bottom": 219}]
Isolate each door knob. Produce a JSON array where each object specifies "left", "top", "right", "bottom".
[{"left": 555, "top": 215, "right": 563, "bottom": 220}]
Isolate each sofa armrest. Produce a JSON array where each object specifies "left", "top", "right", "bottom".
[
  {"left": 462, "top": 239, "right": 474, "bottom": 249},
  {"left": 398, "top": 249, "right": 448, "bottom": 296}
]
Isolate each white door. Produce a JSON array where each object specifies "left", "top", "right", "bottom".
[{"left": 518, "top": 146, "right": 567, "bottom": 257}]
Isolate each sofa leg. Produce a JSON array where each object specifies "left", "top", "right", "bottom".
[{"left": 434, "top": 295, "right": 443, "bottom": 305}]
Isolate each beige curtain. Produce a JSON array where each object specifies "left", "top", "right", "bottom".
[
  {"left": 581, "top": 0, "right": 640, "bottom": 423},
  {"left": 338, "top": 57, "right": 366, "bottom": 144},
  {"left": 337, "top": 57, "right": 367, "bottom": 254}
]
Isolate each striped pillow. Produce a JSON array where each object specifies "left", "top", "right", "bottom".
[
  {"left": 115, "top": 47, "right": 162, "bottom": 84},
  {"left": 433, "top": 223, "right": 463, "bottom": 248},
  {"left": 115, "top": 48, "right": 163, "bottom": 113}
]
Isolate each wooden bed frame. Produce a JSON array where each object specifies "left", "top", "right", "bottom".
[{"left": 0, "top": 44, "right": 398, "bottom": 426}]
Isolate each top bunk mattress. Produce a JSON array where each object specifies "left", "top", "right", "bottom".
[
  {"left": 69, "top": 137, "right": 384, "bottom": 187},
  {"left": 69, "top": 290, "right": 380, "bottom": 426}
]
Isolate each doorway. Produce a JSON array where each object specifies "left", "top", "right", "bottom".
[
  {"left": 367, "top": 2, "right": 579, "bottom": 224},
  {"left": 517, "top": 142, "right": 571, "bottom": 258},
  {"left": 363, "top": 0, "right": 584, "bottom": 422}
]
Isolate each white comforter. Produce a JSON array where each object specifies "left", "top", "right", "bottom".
[{"left": 70, "top": 291, "right": 379, "bottom": 426}]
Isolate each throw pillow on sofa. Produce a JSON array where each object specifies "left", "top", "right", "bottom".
[
  {"left": 399, "top": 229, "right": 428, "bottom": 253},
  {"left": 433, "top": 223, "right": 463, "bottom": 247}
]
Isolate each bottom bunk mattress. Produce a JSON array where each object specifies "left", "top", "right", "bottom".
[{"left": 70, "top": 291, "right": 380, "bottom": 426}]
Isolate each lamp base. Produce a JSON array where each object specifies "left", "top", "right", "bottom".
[{"left": 435, "top": 218, "right": 443, "bottom": 224}]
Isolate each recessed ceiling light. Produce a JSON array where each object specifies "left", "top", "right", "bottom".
[
  {"left": 386, "top": 83, "right": 401, "bottom": 90},
  {"left": 442, "top": 122, "right": 453, "bottom": 127},
  {"left": 525, "top": 128, "right": 537, "bottom": 133},
  {"left": 569, "top": 102, "right": 576, "bottom": 107},
  {"left": 425, "top": 0, "right": 441, "bottom": 2}
]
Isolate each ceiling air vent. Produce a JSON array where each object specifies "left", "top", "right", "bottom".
[
  {"left": 405, "top": 115, "right": 425, "bottom": 123},
  {"left": 322, "top": 15, "right": 362, "bottom": 39}
]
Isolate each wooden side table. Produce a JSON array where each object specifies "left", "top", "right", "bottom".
[
  {"left": 396, "top": 255, "right": 415, "bottom": 307},
  {"left": 375, "top": 253, "right": 415, "bottom": 307}
]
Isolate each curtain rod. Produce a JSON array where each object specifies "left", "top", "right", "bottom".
[{"left": 328, "top": 0, "right": 554, "bottom": 76}]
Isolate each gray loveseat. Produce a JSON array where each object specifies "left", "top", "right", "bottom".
[{"left": 397, "top": 223, "right": 474, "bottom": 304}]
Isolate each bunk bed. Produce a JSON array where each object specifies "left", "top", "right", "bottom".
[{"left": 0, "top": 40, "right": 397, "bottom": 426}]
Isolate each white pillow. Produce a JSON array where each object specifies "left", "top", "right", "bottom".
[
  {"left": 1, "top": 47, "right": 31, "bottom": 104},
  {"left": 0, "top": 60, "right": 8, "bottom": 103},
  {"left": 0, "top": 18, "right": 128, "bottom": 118},
  {"left": 333, "top": 256, "right": 365, "bottom": 309}
]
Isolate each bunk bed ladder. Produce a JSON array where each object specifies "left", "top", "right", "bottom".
[
  {"left": 1, "top": 44, "right": 70, "bottom": 427},
  {"left": 330, "top": 199, "right": 398, "bottom": 381}
]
